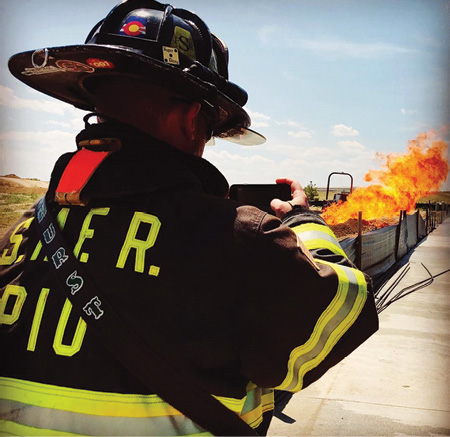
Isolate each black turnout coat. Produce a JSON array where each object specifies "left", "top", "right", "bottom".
[{"left": 0, "top": 121, "right": 378, "bottom": 436}]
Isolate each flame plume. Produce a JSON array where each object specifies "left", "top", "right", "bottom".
[{"left": 322, "top": 130, "right": 449, "bottom": 225}]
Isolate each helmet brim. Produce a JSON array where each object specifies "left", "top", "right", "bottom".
[{"left": 8, "top": 44, "right": 266, "bottom": 145}]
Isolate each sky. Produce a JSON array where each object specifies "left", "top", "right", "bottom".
[{"left": 1, "top": 0, "right": 449, "bottom": 190}]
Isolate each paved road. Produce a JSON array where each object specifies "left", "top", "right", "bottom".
[{"left": 269, "top": 218, "right": 450, "bottom": 436}]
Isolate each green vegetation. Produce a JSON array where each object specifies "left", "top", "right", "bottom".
[
  {"left": 2, "top": 193, "right": 41, "bottom": 205},
  {"left": 304, "top": 181, "right": 319, "bottom": 202},
  {"left": 0, "top": 192, "right": 42, "bottom": 238}
]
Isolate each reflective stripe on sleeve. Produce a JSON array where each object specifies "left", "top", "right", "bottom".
[
  {"left": 0, "top": 377, "right": 207, "bottom": 436},
  {"left": 0, "top": 377, "right": 272, "bottom": 435},
  {"left": 291, "top": 223, "right": 347, "bottom": 258},
  {"left": 275, "top": 261, "right": 367, "bottom": 392},
  {"left": 218, "top": 386, "right": 274, "bottom": 429},
  {"left": 0, "top": 420, "right": 80, "bottom": 436},
  {"left": 0, "top": 377, "right": 180, "bottom": 418}
]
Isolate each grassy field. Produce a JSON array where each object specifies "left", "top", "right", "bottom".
[{"left": 0, "top": 188, "right": 46, "bottom": 239}]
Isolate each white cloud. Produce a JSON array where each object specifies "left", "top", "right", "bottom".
[
  {"left": 0, "top": 130, "right": 74, "bottom": 146},
  {"left": 0, "top": 85, "right": 68, "bottom": 115},
  {"left": 206, "top": 149, "right": 273, "bottom": 165},
  {"left": 203, "top": 139, "right": 380, "bottom": 188},
  {"left": 338, "top": 140, "right": 366, "bottom": 151},
  {"left": 275, "top": 120, "right": 301, "bottom": 128},
  {"left": 204, "top": 149, "right": 282, "bottom": 184},
  {"left": 257, "top": 27, "right": 416, "bottom": 59},
  {"left": 288, "top": 130, "right": 313, "bottom": 139},
  {"left": 46, "top": 120, "right": 72, "bottom": 129},
  {"left": 332, "top": 124, "right": 359, "bottom": 137},
  {"left": 401, "top": 108, "right": 418, "bottom": 115},
  {"left": 263, "top": 142, "right": 337, "bottom": 159},
  {"left": 0, "top": 130, "right": 76, "bottom": 180},
  {"left": 247, "top": 110, "right": 271, "bottom": 121},
  {"left": 247, "top": 110, "right": 271, "bottom": 128},
  {"left": 251, "top": 121, "right": 270, "bottom": 128},
  {"left": 291, "top": 38, "right": 417, "bottom": 59},
  {"left": 46, "top": 116, "right": 85, "bottom": 130},
  {"left": 275, "top": 120, "right": 314, "bottom": 138}
]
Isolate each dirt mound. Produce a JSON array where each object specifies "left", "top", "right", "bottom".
[
  {"left": 329, "top": 217, "right": 399, "bottom": 240},
  {"left": 0, "top": 176, "right": 48, "bottom": 193}
]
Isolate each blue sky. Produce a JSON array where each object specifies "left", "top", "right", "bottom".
[{"left": 1, "top": 0, "right": 449, "bottom": 190}]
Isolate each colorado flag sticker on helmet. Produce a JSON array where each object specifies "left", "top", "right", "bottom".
[{"left": 120, "top": 17, "right": 147, "bottom": 36}]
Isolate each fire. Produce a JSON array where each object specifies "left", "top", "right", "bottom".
[{"left": 322, "top": 130, "right": 449, "bottom": 225}]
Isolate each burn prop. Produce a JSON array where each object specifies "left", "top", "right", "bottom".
[{"left": 322, "top": 130, "right": 449, "bottom": 225}]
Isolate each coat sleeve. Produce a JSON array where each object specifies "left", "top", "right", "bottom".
[{"left": 235, "top": 206, "right": 378, "bottom": 392}]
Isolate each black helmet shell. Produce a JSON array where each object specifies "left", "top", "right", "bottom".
[{"left": 8, "top": 0, "right": 265, "bottom": 145}]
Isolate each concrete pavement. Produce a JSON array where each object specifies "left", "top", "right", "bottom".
[{"left": 269, "top": 218, "right": 450, "bottom": 436}]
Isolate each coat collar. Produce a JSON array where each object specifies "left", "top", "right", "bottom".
[{"left": 48, "top": 120, "right": 229, "bottom": 204}]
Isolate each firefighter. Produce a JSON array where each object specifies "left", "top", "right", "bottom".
[{"left": 0, "top": 0, "right": 379, "bottom": 435}]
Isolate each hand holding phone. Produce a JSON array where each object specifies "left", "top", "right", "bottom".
[
  {"left": 270, "top": 178, "right": 309, "bottom": 218},
  {"left": 229, "top": 183, "right": 291, "bottom": 215},
  {"left": 229, "top": 178, "right": 309, "bottom": 217}
]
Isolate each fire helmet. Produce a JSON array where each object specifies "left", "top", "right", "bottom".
[{"left": 8, "top": 0, "right": 265, "bottom": 145}]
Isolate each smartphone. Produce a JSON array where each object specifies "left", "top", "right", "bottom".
[{"left": 229, "top": 184, "right": 291, "bottom": 214}]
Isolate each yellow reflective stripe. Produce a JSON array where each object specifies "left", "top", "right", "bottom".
[
  {"left": 291, "top": 223, "right": 337, "bottom": 237},
  {"left": 0, "top": 377, "right": 180, "bottom": 418},
  {"left": 291, "top": 223, "right": 347, "bottom": 258},
  {"left": 1, "top": 378, "right": 272, "bottom": 434},
  {"left": 0, "top": 420, "right": 80, "bottom": 436},
  {"left": 262, "top": 390, "right": 275, "bottom": 412},
  {"left": 241, "top": 389, "right": 274, "bottom": 428},
  {"left": 215, "top": 387, "right": 274, "bottom": 429},
  {"left": 276, "top": 261, "right": 367, "bottom": 392},
  {"left": 214, "top": 394, "right": 245, "bottom": 413},
  {"left": 1, "top": 398, "right": 209, "bottom": 437}
]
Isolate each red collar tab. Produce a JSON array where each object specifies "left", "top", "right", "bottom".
[{"left": 55, "top": 140, "right": 120, "bottom": 205}]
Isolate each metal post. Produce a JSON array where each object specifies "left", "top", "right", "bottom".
[
  {"left": 395, "top": 210, "right": 403, "bottom": 261},
  {"left": 415, "top": 209, "right": 419, "bottom": 244},
  {"left": 434, "top": 202, "right": 436, "bottom": 228},
  {"left": 357, "top": 211, "right": 362, "bottom": 270}
]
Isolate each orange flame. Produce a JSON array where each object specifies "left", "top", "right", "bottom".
[{"left": 322, "top": 129, "right": 449, "bottom": 225}]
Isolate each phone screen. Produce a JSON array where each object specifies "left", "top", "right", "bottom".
[{"left": 229, "top": 184, "right": 291, "bottom": 214}]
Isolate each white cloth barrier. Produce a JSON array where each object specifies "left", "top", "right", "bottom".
[{"left": 339, "top": 211, "right": 428, "bottom": 280}]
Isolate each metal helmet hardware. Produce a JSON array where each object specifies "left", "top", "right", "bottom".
[{"left": 8, "top": 0, "right": 265, "bottom": 145}]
